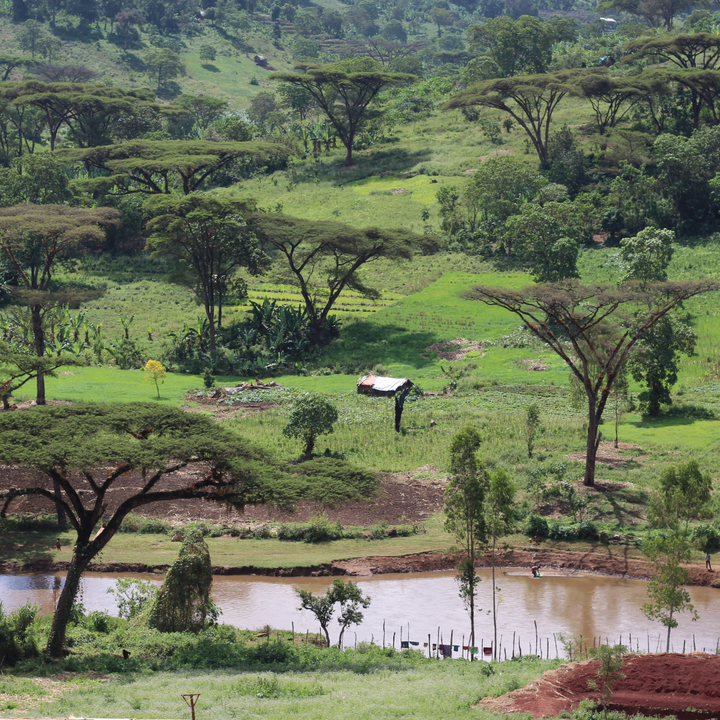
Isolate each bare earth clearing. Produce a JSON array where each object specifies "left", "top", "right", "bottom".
[{"left": 480, "top": 653, "right": 720, "bottom": 719}]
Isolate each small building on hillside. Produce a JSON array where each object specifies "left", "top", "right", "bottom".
[{"left": 357, "top": 375, "right": 413, "bottom": 396}]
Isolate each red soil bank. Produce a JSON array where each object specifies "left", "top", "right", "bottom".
[{"left": 479, "top": 653, "right": 720, "bottom": 719}]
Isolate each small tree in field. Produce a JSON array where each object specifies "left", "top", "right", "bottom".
[
  {"left": 444, "top": 427, "right": 488, "bottom": 655},
  {"left": 297, "top": 578, "right": 371, "bottom": 647},
  {"left": 588, "top": 643, "right": 627, "bottom": 718},
  {"left": 525, "top": 404, "right": 540, "bottom": 458},
  {"left": 199, "top": 44, "right": 217, "bottom": 63},
  {"left": 144, "top": 359, "right": 166, "bottom": 398},
  {"left": 283, "top": 393, "right": 338, "bottom": 459},
  {"left": 642, "top": 534, "right": 697, "bottom": 652}
]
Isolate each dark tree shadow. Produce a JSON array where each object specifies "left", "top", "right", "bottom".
[
  {"left": 156, "top": 81, "right": 183, "bottom": 100},
  {"left": 201, "top": 63, "right": 221, "bottom": 72},
  {"left": 121, "top": 52, "right": 146, "bottom": 72},
  {"left": 324, "top": 321, "right": 441, "bottom": 371}
]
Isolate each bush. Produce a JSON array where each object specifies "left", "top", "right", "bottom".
[
  {"left": 0, "top": 602, "right": 40, "bottom": 666},
  {"left": 119, "top": 513, "right": 172, "bottom": 534},
  {"left": 304, "top": 514, "right": 344, "bottom": 543},
  {"left": 291, "top": 458, "right": 379, "bottom": 504},
  {"left": 691, "top": 523, "right": 720, "bottom": 553},
  {"left": 524, "top": 513, "right": 549, "bottom": 538}
]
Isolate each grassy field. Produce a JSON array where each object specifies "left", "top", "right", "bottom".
[{"left": 0, "top": 652, "right": 560, "bottom": 720}]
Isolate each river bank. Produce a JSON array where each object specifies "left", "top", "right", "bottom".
[{"left": 3, "top": 546, "right": 719, "bottom": 588}]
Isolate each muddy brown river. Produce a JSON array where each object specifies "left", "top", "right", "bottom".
[{"left": 3, "top": 569, "right": 720, "bottom": 656}]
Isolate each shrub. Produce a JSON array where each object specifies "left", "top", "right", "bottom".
[
  {"left": 291, "top": 457, "right": 379, "bottom": 505},
  {"left": 524, "top": 513, "right": 549, "bottom": 538},
  {"left": 119, "top": 514, "right": 172, "bottom": 534},
  {"left": 148, "top": 530, "right": 215, "bottom": 633},
  {"left": 107, "top": 578, "right": 159, "bottom": 620},
  {"left": 0, "top": 602, "right": 40, "bottom": 666}
]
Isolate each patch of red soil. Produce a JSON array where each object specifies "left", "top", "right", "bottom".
[
  {"left": 479, "top": 653, "right": 720, "bottom": 719},
  {"left": 0, "top": 467, "right": 446, "bottom": 526}
]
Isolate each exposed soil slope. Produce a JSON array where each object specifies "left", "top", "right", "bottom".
[{"left": 479, "top": 653, "right": 720, "bottom": 719}]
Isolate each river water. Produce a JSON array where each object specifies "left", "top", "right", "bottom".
[{"left": 3, "top": 569, "right": 720, "bottom": 656}]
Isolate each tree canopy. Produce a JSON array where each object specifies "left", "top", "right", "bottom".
[
  {"left": 0, "top": 403, "right": 374, "bottom": 656},
  {"left": 146, "top": 194, "right": 267, "bottom": 350},
  {"left": 0, "top": 204, "right": 120, "bottom": 403},
  {"left": 445, "top": 69, "right": 586, "bottom": 163},
  {"left": 465, "top": 279, "right": 718, "bottom": 486},
  {"left": 273, "top": 57, "right": 415, "bottom": 165},
  {"left": 248, "top": 212, "right": 435, "bottom": 340},
  {"left": 62, "top": 139, "right": 288, "bottom": 195}
]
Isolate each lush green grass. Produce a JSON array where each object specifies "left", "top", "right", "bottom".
[
  {"left": 0, "top": 516, "right": 451, "bottom": 569},
  {"left": 15, "top": 658, "right": 560, "bottom": 720}
]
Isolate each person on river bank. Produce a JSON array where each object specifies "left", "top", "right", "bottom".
[{"left": 707, "top": 553, "right": 713, "bottom": 572}]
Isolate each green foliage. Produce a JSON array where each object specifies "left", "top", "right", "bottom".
[
  {"left": 118, "top": 514, "right": 172, "bottom": 534},
  {"left": 506, "top": 202, "right": 583, "bottom": 282},
  {"left": 199, "top": 45, "right": 217, "bottom": 63},
  {"left": 145, "top": 48, "right": 187, "bottom": 89},
  {"left": 444, "top": 426, "right": 487, "bottom": 647},
  {"left": 283, "top": 393, "right": 339, "bottom": 459},
  {"left": 587, "top": 643, "right": 627, "bottom": 717},
  {"left": 524, "top": 513, "right": 549, "bottom": 538},
  {"left": 234, "top": 674, "right": 326, "bottom": 699},
  {"left": 525, "top": 403, "right": 541, "bottom": 458},
  {"left": 620, "top": 227, "right": 675, "bottom": 283},
  {"left": 107, "top": 578, "right": 159, "bottom": 620},
  {"left": 650, "top": 459, "right": 713, "bottom": 530},
  {"left": 691, "top": 523, "right": 720, "bottom": 553},
  {"left": 148, "top": 530, "right": 216, "bottom": 633},
  {"left": 642, "top": 533, "right": 698, "bottom": 651},
  {"left": 273, "top": 58, "right": 416, "bottom": 165},
  {"left": 0, "top": 601, "right": 40, "bottom": 666},
  {"left": 296, "top": 578, "right": 371, "bottom": 647}
]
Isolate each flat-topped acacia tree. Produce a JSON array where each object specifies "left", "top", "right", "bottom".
[
  {"left": 146, "top": 195, "right": 268, "bottom": 350},
  {"left": 273, "top": 57, "right": 415, "bottom": 166},
  {"left": 445, "top": 69, "right": 587, "bottom": 164},
  {"left": 248, "top": 212, "right": 435, "bottom": 343},
  {"left": 0, "top": 403, "right": 354, "bottom": 657},
  {"left": 0, "top": 204, "right": 120, "bottom": 404},
  {"left": 466, "top": 280, "right": 718, "bottom": 487},
  {"left": 63, "top": 139, "right": 287, "bottom": 195}
]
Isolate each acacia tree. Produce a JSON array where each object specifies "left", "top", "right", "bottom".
[
  {"left": 64, "top": 139, "right": 286, "bottom": 195},
  {"left": 0, "top": 204, "right": 120, "bottom": 404},
  {"left": 274, "top": 57, "right": 415, "bottom": 165},
  {"left": 0, "top": 55, "right": 36, "bottom": 82},
  {"left": 0, "top": 403, "right": 339, "bottom": 657},
  {"left": 0, "top": 342, "right": 83, "bottom": 409},
  {"left": 249, "top": 213, "right": 432, "bottom": 342},
  {"left": 445, "top": 70, "right": 585, "bottom": 163},
  {"left": 444, "top": 427, "right": 488, "bottom": 655},
  {"left": 466, "top": 280, "right": 718, "bottom": 486},
  {"left": 146, "top": 195, "right": 267, "bottom": 351}
]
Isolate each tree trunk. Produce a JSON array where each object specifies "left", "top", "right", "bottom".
[
  {"left": 53, "top": 478, "right": 67, "bottom": 528},
  {"left": 46, "top": 548, "right": 89, "bottom": 657},
  {"left": 303, "top": 435, "right": 315, "bottom": 460},
  {"left": 343, "top": 137, "right": 353, "bottom": 166},
  {"left": 492, "top": 536, "right": 497, "bottom": 661},
  {"left": 31, "top": 304, "right": 45, "bottom": 405},
  {"left": 666, "top": 607, "right": 674, "bottom": 652},
  {"left": 584, "top": 402, "right": 601, "bottom": 487}
]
